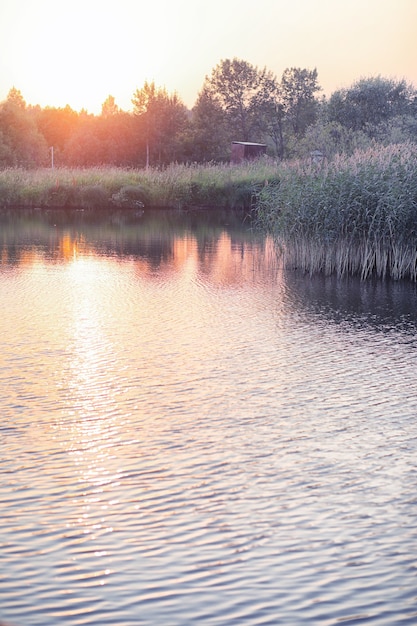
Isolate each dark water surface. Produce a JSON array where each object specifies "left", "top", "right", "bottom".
[{"left": 1, "top": 209, "right": 417, "bottom": 625}]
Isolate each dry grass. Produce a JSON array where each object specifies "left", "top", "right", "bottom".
[{"left": 0, "top": 160, "right": 279, "bottom": 210}]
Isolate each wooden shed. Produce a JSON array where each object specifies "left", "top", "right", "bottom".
[{"left": 231, "top": 141, "right": 267, "bottom": 164}]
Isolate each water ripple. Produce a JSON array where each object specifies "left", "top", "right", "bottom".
[{"left": 1, "top": 225, "right": 417, "bottom": 625}]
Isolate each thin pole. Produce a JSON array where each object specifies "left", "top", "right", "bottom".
[{"left": 50, "top": 146, "right": 54, "bottom": 169}]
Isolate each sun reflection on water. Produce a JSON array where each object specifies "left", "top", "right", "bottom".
[
  {"left": 55, "top": 250, "right": 130, "bottom": 554},
  {"left": 2, "top": 223, "right": 282, "bottom": 589}
]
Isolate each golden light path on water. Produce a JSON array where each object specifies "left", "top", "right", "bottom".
[
  {"left": 62, "top": 253, "right": 122, "bottom": 573},
  {"left": 38, "top": 229, "right": 282, "bottom": 598}
]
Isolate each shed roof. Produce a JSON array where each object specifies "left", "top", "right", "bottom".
[{"left": 232, "top": 141, "right": 267, "bottom": 147}]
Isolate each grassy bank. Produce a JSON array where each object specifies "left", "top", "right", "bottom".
[
  {"left": 0, "top": 160, "right": 279, "bottom": 211},
  {"left": 2, "top": 145, "right": 417, "bottom": 280},
  {"left": 255, "top": 142, "right": 417, "bottom": 280}
]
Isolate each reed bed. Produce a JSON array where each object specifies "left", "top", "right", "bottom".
[
  {"left": 256, "top": 142, "right": 417, "bottom": 280},
  {"left": 3, "top": 146, "right": 417, "bottom": 279},
  {"left": 0, "top": 160, "right": 279, "bottom": 211}
]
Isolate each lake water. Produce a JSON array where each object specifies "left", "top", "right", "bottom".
[{"left": 1, "top": 209, "right": 417, "bottom": 626}]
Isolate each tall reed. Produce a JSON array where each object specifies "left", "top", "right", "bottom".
[{"left": 256, "top": 143, "right": 417, "bottom": 280}]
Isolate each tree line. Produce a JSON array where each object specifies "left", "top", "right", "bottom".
[{"left": 1, "top": 58, "right": 416, "bottom": 169}]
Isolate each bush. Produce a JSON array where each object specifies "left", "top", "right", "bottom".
[
  {"left": 43, "top": 183, "right": 81, "bottom": 208},
  {"left": 80, "top": 184, "right": 110, "bottom": 209},
  {"left": 111, "top": 184, "right": 148, "bottom": 208}
]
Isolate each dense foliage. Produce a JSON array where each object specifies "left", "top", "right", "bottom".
[
  {"left": 2, "top": 60, "right": 415, "bottom": 169},
  {"left": 256, "top": 143, "right": 417, "bottom": 280}
]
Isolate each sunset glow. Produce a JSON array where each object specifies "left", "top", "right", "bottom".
[{"left": 1, "top": 0, "right": 416, "bottom": 113}]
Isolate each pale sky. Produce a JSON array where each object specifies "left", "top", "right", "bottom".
[{"left": 0, "top": 0, "right": 416, "bottom": 113}]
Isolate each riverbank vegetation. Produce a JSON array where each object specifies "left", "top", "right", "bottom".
[
  {"left": 2, "top": 142, "right": 416, "bottom": 280},
  {"left": 255, "top": 142, "right": 417, "bottom": 280},
  {"left": 1, "top": 58, "right": 417, "bottom": 280},
  {"left": 0, "top": 159, "right": 279, "bottom": 210}
]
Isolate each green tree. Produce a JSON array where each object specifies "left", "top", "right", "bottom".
[
  {"left": 251, "top": 67, "right": 321, "bottom": 159},
  {"left": 195, "top": 60, "right": 321, "bottom": 160},
  {"left": 62, "top": 113, "right": 103, "bottom": 166},
  {"left": 201, "top": 58, "right": 277, "bottom": 142},
  {"left": 62, "top": 105, "right": 139, "bottom": 167},
  {"left": 250, "top": 73, "right": 284, "bottom": 158},
  {"left": 327, "top": 76, "right": 416, "bottom": 136},
  {"left": 132, "top": 82, "right": 188, "bottom": 167},
  {"left": 279, "top": 67, "right": 321, "bottom": 138},
  {"left": 98, "top": 96, "right": 138, "bottom": 165},
  {"left": 35, "top": 104, "right": 80, "bottom": 165},
  {"left": 101, "top": 95, "right": 119, "bottom": 117},
  {"left": 0, "top": 88, "right": 47, "bottom": 167},
  {"left": 293, "top": 120, "right": 372, "bottom": 159},
  {"left": 6, "top": 86, "right": 26, "bottom": 109},
  {"left": 379, "top": 114, "right": 417, "bottom": 144},
  {"left": 191, "top": 86, "right": 231, "bottom": 161},
  {"left": 98, "top": 111, "right": 138, "bottom": 165}
]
